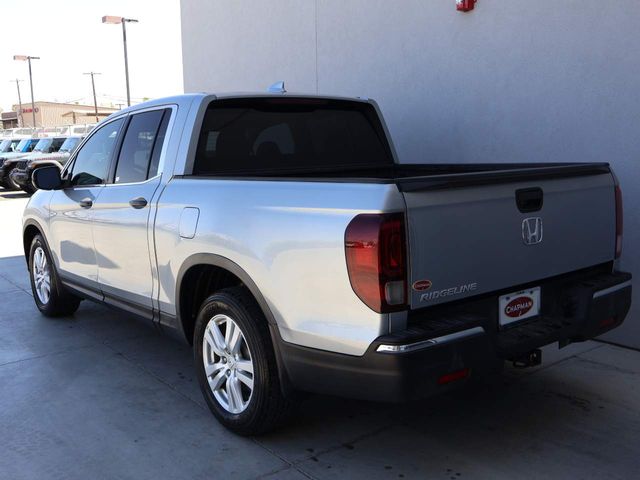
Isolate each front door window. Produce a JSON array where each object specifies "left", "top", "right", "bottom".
[{"left": 70, "top": 118, "right": 124, "bottom": 186}]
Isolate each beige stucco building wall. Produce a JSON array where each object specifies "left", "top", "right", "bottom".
[{"left": 12, "top": 102, "right": 118, "bottom": 127}]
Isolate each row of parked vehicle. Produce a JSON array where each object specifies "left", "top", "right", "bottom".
[{"left": 0, "top": 130, "right": 89, "bottom": 194}]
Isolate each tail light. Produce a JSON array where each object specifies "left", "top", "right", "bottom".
[
  {"left": 344, "top": 213, "right": 407, "bottom": 313},
  {"left": 615, "top": 185, "right": 623, "bottom": 258}
]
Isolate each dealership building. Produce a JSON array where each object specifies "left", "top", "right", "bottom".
[
  {"left": 9, "top": 101, "right": 118, "bottom": 128},
  {"left": 180, "top": 1, "right": 639, "bottom": 348}
]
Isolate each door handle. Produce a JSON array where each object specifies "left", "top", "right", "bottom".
[
  {"left": 129, "top": 197, "right": 148, "bottom": 209},
  {"left": 79, "top": 198, "right": 93, "bottom": 209}
]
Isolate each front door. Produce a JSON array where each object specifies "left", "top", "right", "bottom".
[
  {"left": 48, "top": 118, "right": 125, "bottom": 294},
  {"left": 91, "top": 108, "right": 171, "bottom": 319}
]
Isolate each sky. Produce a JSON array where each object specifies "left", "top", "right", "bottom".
[{"left": 0, "top": 0, "right": 184, "bottom": 112}]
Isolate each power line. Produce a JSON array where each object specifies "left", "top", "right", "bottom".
[{"left": 62, "top": 93, "right": 147, "bottom": 104}]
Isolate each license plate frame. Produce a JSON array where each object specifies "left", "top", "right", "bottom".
[{"left": 498, "top": 287, "right": 541, "bottom": 327}]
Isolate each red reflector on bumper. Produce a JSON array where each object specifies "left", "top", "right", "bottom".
[
  {"left": 437, "top": 368, "right": 470, "bottom": 385},
  {"left": 600, "top": 317, "right": 616, "bottom": 328}
]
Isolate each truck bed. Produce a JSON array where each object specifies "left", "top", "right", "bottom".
[
  {"left": 199, "top": 161, "right": 611, "bottom": 187},
  {"left": 184, "top": 161, "right": 616, "bottom": 312}
]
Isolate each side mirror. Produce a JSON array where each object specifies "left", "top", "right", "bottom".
[{"left": 32, "top": 165, "right": 63, "bottom": 190}]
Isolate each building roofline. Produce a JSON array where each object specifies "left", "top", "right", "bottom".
[{"left": 11, "top": 101, "right": 119, "bottom": 110}]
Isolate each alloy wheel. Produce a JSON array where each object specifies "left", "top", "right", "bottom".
[
  {"left": 202, "top": 314, "right": 255, "bottom": 414},
  {"left": 32, "top": 246, "right": 51, "bottom": 304}
]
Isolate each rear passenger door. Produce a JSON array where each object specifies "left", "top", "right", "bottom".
[{"left": 91, "top": 107, "right": 172, "bottom": 319}]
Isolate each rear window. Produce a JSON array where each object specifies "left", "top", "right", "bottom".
[{"left": 193, "top": 98, "right": 393, "bottom": 175}]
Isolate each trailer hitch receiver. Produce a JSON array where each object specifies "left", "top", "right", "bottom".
[{"left": 511, "top": 349, "right": 542, "bottom": 369}]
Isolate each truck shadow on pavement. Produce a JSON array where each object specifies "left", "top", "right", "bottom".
[{"left": 0, "top": 190, "right": 30, "bottom": 200}]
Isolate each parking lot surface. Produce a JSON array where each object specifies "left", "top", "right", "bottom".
[{"left": 0, "top": 190, "right": 638, "bottom": 480}]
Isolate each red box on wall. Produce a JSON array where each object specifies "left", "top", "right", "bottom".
[{"left": 456, "top": 0, "right": 476, "bottom": 12}]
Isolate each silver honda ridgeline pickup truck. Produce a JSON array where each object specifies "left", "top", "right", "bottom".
[{"left": 23, "top": 93, "right": 632, "bottom": 435}]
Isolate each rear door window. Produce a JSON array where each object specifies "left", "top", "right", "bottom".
[
  {"left": 194, "top": 98, "right": 393, "bottom": 175},
  {"left": 113, "top": 109, "right": 168, "bottom": 184}
]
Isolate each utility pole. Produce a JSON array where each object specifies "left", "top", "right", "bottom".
[
  {"left": 122, "top": 20, "right": 131, "bottom": 106},
  {"left": 83, "top": 72, "right": 102, "bottom": 122},
  {"left": 11, "top": 79, "right": 24, "bottom": 127},
  {"left": 13, "top": 55, "right": 40, "bottom": 127}
]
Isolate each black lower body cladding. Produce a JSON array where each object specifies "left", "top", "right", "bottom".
[{"left": 278, "top": 269, "right": 632, "bottom": 402}]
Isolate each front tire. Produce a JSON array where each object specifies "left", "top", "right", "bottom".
[
  {"left": 194, "top": 287, "right": 293, "bottom": 435},
  {"left": 4, "top": 170, "right": 20, "bottom": 190},
  {"left": 21, "top": 182, "right": 36, "bottom": 195},
  {"left": 29, "top": 234, "right": 81, "bottom": 317},
  {"left": 0, "top": 177, "right": 17, "bottom": 191}
]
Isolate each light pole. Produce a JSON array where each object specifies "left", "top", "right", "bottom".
[
  {"left": 83, "top": 72, "right": 102, "bottom": 122},
  {"left": 10, "top": 79, "right": 24, "bottom": 127},
  {"left": 102, "top": 15, "right": 139, "bottom": 107},
  {"left": 13, "top": 55, "right": 40, "bottom": 127}
]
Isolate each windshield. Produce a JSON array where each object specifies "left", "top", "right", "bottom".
[
  {"left": 0, "top": 140, "right": 11, "bottom": 152},
  {"left": 15, "top": 139, "right": 32, "bottom": 152},
  {"left": 34, "top": 138, "right": 54, "bottom": 152},
  {"left": 34, "top": 137, "right": 66, "bottom": 153},
  {"left": 59, "top": 137, "right": 81, "bottom": 153}
]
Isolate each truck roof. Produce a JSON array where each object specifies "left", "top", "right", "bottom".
[{"left": 108, "top": 91, "right": 372, "bottom": 119}]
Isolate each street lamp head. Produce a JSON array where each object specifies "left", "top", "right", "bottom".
[
  {"left": 102, "top": 16, "right": 138, "bottom": 24},
  {"left": 14, "top": 55, "right": 40, "bottom": 61},
  {"left": 102, "top": 15, "right": 138, "bottom": 107},
  {"left": 102, "top": 15, "right": 123, "bottom": 24}
]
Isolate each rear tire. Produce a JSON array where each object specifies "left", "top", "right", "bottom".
[
  {"left": 194, "top": 287, "right": 293, "bottom": 435},
  {"left": 28, "top": 234, "right": 81, "bottom": 317}
]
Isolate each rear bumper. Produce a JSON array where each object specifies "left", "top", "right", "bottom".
[{"left": 279, "top": 269, "right": 632, "bottom": 402}]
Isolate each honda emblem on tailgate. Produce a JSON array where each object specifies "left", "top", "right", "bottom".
[{"left": 522, "top": 217, "right": 543, "bottom": 245}]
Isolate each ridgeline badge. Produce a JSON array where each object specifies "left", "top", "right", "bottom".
[{"left": 420, "top": 282, "right": 478, "bottom": 302}]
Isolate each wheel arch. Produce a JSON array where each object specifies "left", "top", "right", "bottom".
[
  {"left": 22, "top": 219, "right": 48, "bottom": 264},
  {"left": 175, "top": 253, "right": 293, "bottom": 395},
  {"left": 176, "top": 253, "right": 278, "bottom": 344}
]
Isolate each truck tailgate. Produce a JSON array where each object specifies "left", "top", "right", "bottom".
[{"left": 402, "top": 171, "right": 616, "bottom": 309}]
